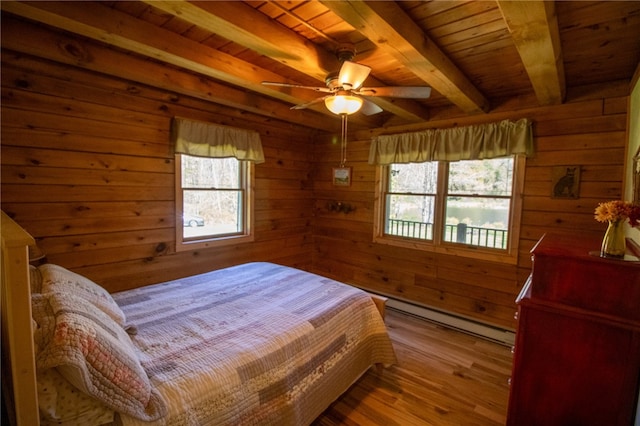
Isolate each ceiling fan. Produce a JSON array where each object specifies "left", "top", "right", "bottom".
[{"left": 262, "top": 45, "right": 432, "bottom": 116}]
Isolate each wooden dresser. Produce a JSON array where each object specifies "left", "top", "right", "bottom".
[{"left": 507, "top": 233, "right": 640, "bottom": 426}]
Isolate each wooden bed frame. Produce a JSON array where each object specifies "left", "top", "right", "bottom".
[
  {"left": 1, "top": 210, "right": 389, "bottom": 426},
  {"left": 1, "top": 211, "right": 39, "bottom": 426}
]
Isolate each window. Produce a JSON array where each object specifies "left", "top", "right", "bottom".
[
  {"left": 171, "top": 118, "right": 263, "bottom": 252},
  {"left": 385, "top": 162, "right": 438, "bottom": 241},
  {"left": 376, "top": 156, "right": 525, "bottom": 264},
  {"left": 175, "top": 154, "right": 254, "bottom": 251}
]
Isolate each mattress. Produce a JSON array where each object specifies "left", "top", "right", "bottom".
[{"left": 112, "top": 262, "right": 396, "bottom": 425}]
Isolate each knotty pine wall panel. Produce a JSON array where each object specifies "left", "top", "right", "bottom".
[
  {"left": 1, "top": 48, "right": 315, "bottom": 293},
  {"left": 1, "top": 14, "right": 631, "bottom": 330},
  {"left": 312, "top": 91, "right": 629, "bottom": 330}
]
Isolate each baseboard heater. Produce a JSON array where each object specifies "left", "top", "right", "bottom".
[{"left": 385, "top": 298, "right": 516, "bottom": 347}]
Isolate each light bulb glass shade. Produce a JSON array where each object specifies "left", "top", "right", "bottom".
[{"left": 324, "top": 95, "right": 363, "bottom": 115}]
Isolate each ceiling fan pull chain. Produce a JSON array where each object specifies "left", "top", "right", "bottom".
[{"left": 340, "top": 114, "right": 348, "bottom": 167}]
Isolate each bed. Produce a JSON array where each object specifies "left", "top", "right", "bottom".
[{"left": 1, "top": 211, "right": 396, "bottom": 425}]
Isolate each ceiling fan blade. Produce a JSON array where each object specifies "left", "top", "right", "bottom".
[
  {"left": 262, "top": 81, "right": 332, "bottom": 93},
  {"left": 290, "top": 95, "right": 331, "bottom": 110},
  {"left": 356, "top": 86, "right": 432, "bottom": 98},
  {"left": 338, "top": 61, "right": 371, "bottom": 90},
  {"left": 360, "top": 99, "right": 384, "bottom": 116}
]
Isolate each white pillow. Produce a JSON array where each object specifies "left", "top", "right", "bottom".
[
  {"left": 38, "top": 264, "right": 126, "bottom": 327},
  {"left": 38, "top": 368, "right": 114, "bottom": 426}
]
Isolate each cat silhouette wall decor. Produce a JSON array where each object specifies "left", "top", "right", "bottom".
[{"left": 552, "top": 166, "right": 580, "bottom": 199}]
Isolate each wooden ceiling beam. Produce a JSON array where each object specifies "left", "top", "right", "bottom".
[
  {"left": 322, "top": 0, "right": 490, "bottom": 114},
  {"left": 1, "top": 2, "right": 285, "bottom": 98},
  {"left": 497, "top": 0, "right": 566, "bottom": 105},
  {"left": 0, "top": 0, "right": 377, "bottom": 128},
  {"left": 141, "top": 0, "right": 431, "bottom": 123},
  {"left": 0, "top": 14, "right": 339, "bottom": 132},
  {"left": 141, "top": 0, "right": 338, "bottom": 82}
]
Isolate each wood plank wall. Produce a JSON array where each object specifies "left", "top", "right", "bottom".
[
  {"left": 0, "top": 15, "right": 630, "bottom": 330},
  {"left": 312, "top": 87, "right": 629, "bottom": 330},
  {"left": 1, "top": 16, "right": 316, "bottom": 293}
]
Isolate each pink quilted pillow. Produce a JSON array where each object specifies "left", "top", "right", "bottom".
[{"left": 32, "top": 292, "right": 166, "bottom": 421}]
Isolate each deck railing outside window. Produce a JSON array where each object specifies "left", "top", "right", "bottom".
[{"left": 387, "top": 219, "right": 508, "bottom": 249}]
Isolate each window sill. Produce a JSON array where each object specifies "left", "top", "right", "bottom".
[
  {"left": 176, "top": 233, "right": 254, "bottom": 252},
  {"left": 373, "top": 235, "right": 519, "bottom": 265}
]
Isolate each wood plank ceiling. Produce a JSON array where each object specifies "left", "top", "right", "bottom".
[{"left": 2, "top": 1, "right": 639, "bottom": 133}]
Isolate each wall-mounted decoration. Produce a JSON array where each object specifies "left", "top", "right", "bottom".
[
  {"left": 333, "top": 167, "right": 352, "bottom": 187},
  {"left": 327, "top": 201, "right": 355, "bottom": 214},
  {"left": 551, "top": 166, "right": 580, "bottom": 199}
]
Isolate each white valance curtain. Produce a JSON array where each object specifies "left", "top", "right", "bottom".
[
  {"left": 172, "top": 117, "right": 265, "bottom": 164},
  {"left": 368, "top": 118, "right": 533, "bottom": 165}
]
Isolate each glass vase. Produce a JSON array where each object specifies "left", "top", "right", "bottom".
[{"left": 600, "top": 220, "right": 626, "bottom": 258}]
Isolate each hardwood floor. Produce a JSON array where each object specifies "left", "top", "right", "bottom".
[{"left": 313, "top": 309, "right": 514, "bottom": 426}]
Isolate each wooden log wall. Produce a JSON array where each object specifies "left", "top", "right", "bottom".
[
  {"left": 1, "top": 17, "right": 316, "bottom": 293},
  {"left": 312, "top": 86, "right": 629, "bottom": 330},
  {"left": 0, "top": 14, "right": 630, "bottom": 331}
]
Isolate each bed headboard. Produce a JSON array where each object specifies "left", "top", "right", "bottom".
[{"left": 1, "top": 211, "right": 40, "bottom": 426}]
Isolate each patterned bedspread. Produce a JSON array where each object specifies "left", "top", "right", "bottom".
[{"left": 112, "top": 262, "right": 396, "bottom": 426}]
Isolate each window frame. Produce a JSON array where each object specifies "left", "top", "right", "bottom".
[
  {"left": 175, "top": 153, "right": 255, "bottom": 252},
  {"left": 373, "top": 156, "right": 525, "bottom": 265}
]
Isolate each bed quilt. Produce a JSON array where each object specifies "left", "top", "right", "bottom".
[{"left": 112, "top": 262, "right": 396, "bottom": 426}]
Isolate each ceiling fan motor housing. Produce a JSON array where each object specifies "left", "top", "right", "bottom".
[
  {"left": 325, "top": 73, "right": 341, "bottom": 90},
  {"left": 335, "top": 43, "right": 356, "bottom": 63},
  {"left": 325, "top": 44, "right": 357, "bottom": 89}
]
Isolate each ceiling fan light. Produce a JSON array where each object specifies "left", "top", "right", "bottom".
[{"left": 325, "top": 95, "right": 363, "bottom": 115}]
